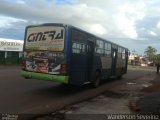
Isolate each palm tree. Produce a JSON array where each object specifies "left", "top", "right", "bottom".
[{"left": 144, "top": 46, "right": 157, "bottom": 62}]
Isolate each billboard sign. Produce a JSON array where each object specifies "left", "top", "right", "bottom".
[
  {"left": 0, "top": 38, "right": 23, "bottom": 51},
  {"left": 25, "top": 26, "right": 65, "bottom": 51}
]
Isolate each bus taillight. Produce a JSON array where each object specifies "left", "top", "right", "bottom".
[{"left": 60, "top": 64, "right": 68, "bottom": 74}]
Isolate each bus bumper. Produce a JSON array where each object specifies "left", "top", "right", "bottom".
[{"left": 21, "top": 70, "right": 68, "bottom": 84}]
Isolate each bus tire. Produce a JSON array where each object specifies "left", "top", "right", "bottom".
[
  {"left": 92, "top": 71, "right": 101, "bottom": 88},
  {"left": 117, "top": 75, "right": 122, "bottom": 79},
  {"left": 61, "top": 83, "right": 69, "bottom": 87},
  {"left": 24, "top": 76, "right": 30, "bottom": 79}
]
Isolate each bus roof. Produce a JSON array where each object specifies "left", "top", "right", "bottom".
[{"left": 26, "top": 23, "right": 129, "bottom": 51}]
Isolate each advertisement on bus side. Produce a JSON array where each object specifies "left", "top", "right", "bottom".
[{"left": 25, "top": 51, "right": 64, "bottom": 74}]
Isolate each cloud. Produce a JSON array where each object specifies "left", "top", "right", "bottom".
[
  {"left": 0, "top": 0, "right": 147, "bottom": 38},
  {"left": 85, "top": 24, "right": 107, "bottom": 35},
  {"left": 16, "top": 0, "right": 25, "bottom": 4},
  {"left": 0, "top": 15, "right": 28, "bottom": 39},
  {"left": 0, "top": 16, "right": 24, "bottom": 28},
  {"left": 0, "top": 0, "right": 160, "bottom": 54},
  {"left": 157, "top": 21, "right": 160, "bottom": 29},
  {"left": 149, "top": 31, "right": 157, "bottom": 36}
]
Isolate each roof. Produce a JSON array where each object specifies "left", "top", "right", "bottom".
[{"left": 0, "top": 38, "right": 23, "bottom": 43}]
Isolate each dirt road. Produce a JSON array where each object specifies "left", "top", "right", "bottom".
[{"left": 0, "top": 65, "right": 156, "bottom": 120}]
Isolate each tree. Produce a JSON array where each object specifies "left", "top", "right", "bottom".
[
  {"left": 155, "top": 54, "right": 160, "bottom": 64},
  {"left": 144, "top": 46, "right": 157, "bottom": 61}
]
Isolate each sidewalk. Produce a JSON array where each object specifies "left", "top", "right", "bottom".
[{"left": 138, "top": 74, "right": 160, "bottom": 114}]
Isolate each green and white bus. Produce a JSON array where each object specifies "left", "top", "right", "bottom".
[{"left": 21, "top": 23, "right": 129, "bottom": 87}]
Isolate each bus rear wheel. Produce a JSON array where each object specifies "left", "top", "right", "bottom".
[
  {"left": 24, "top": 76, "right": 30, "bottom": 79},
  {"left": 92, "top": 71, "right": 101, "bottom": 88},
  {"left": 117, "top": 75, "right": 122, "bottom": 79}
]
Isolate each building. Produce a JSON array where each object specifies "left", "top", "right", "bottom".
[
  {"left": 129, "top": 53, "right": 148, "bottom": 66},
  {"left": 0, "top": 38, "right": 23, "bottom": 64}
]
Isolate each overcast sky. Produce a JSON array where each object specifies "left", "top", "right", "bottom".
[{"left": 0, "top": 0, "right": 160, "bottom": 55}]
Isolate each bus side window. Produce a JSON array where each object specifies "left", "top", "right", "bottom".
[
  {"left": 118, "top": 47, "right": 122, "bottom": 58},
  {"left": 72, "top": 42, "right": 86, "bottom": 54},
  {"left": 87, "top": 45, "right": 91, "bottom": 53},
  {"left": 104, "top": 42, "right": 111, "bottom": 57},
  {"left": 95, "top": 40, "right": 104, "bottom": 55},
  {"left": 72, "top": 43, "right": 79, "bottom": 53},
  {"left": 122, "top": 48, "right": 125, "bottom": 59}
]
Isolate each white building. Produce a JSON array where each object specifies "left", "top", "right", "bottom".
[
  {"left": 129, "top": 54, "right": 138, "bottom": 60},
  {"left": 0, "top": 38, "right": 24, "bottom": 64}
]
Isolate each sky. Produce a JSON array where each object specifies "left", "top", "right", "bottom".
[{"left": 0, "top": 0, "right": 160, "bottom": 55}]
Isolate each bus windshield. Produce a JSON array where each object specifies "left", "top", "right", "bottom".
[{"left": 25, "top": 26, "right": 65, "bottom": 52}]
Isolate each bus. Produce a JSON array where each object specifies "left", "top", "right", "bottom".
[{"left": 21, "top": 23, "right": 129, "bottom": 87}]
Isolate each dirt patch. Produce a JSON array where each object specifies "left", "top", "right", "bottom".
[
  {"left": 138, "top": 92, "right": 160, "bottom": 114},
  {"left": 137, "top": 74, "right": 160, "bottom": 114},
  {"left": 142, "top": 84, "right": 160, "bottom": 93},
  {"left": 102, "top": 90, "right": 130, "bottom": 98},
  {"left": 142, "top": 75, "right": 160, "bottom": 93}
]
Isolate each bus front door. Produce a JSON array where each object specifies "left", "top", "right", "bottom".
[
  {"left": 112, "top": 49, "right": 117, "bottom": 76},
  {"left": 87, "top": 41, "right": 94, "bottom": 82}
]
